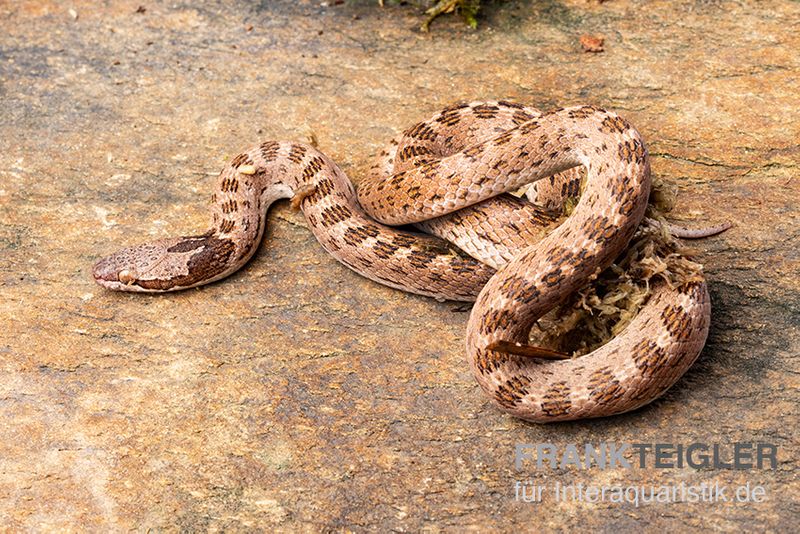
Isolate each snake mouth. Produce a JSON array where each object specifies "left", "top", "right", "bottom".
[{"left": 92, "top": 259, "right": 151, "bottom": 292}]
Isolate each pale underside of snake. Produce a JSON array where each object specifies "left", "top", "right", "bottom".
[{"left": 93, "top": 101, "right": 711, "bottom": 422}]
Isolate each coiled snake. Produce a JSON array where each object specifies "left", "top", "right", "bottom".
[{"left": 93, "top": 102, "right": 711, "bottom": 422}]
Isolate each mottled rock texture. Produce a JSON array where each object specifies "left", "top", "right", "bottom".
[{"left": 1, "top": 0, "right": 797, "bottom": 531}]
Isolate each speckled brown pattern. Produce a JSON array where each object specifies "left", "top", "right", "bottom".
[
  {"left": 359, "top": 102, "right": 710, "bottom": 421},
  {"left": 93, "top": 102, "right": 710, "bottom": 422}
]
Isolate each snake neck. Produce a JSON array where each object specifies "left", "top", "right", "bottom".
[{"left": 210, "top": 141, "right": 368, "bottom": 268}]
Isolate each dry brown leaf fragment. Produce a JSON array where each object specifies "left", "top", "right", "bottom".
[{"left": 580, "top": 34, "right": 605, "bottom": 53}]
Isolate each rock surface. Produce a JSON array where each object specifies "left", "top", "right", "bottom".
[{"left": 1, "top": 0, "right": 797, "bottom": 530}]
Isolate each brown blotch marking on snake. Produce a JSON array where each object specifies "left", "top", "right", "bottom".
[
  {"left": 355, "top": 256, "right": 374, "bottom": 268},
  {"left": 302, "top": 178, "right": 335, "bottom": 206},
  {"left": 260, "top": 141, "right": 280, "bottom": 162},
  {"left": 299, "top": 159, "right": 329, "bottom": 206},
  {"left": 404, "top": 121, "right": 438, "bottom": 142},
  {"left": 230, "top": 153, "right": 253, "bottom": 168},
  {"left": 337, "top": 250, "right": 375, "bottom": 271},
  {"left": 391, "top": 233, "right": 418, "bottom": 248},
  {"left": 529, "top": 205, "right": 560, "bottom": 226},
  {"left": 463, "top": 144, "right": 486, "bottom": 159},
  {"left": 567, "top": 106, "right": 599, "bottom": 119},
  {"left": 407, "top": 248, "right": 442, "bottom": 270},
  {"left": 583, "top": 215, "right": 615, "bottom": 243},
  {"left": 618, "top": 138, "right": 647, "bottom": 165},
  {"left": 499, "top": 274, "right": 542, "bottom": 305},
  {"left": 631, "top": 339, "right": 670, "bottom": 377},
  {"left": 220, "top": 199, "right": 238, "bottom": 214},
  {"left": 512, "top": 110, "right": 535, "bottom": 125},
  {"left": 450, "top": 255, "right": 485, "bottom": 275},
  {"left": 220, "top": 176, "right": 240, "bottom": 193},
  {"left": 287, "top": 144, "right": 307, "bottom": 164},
  {"left": 319, "top": 205, "right": 353, "bottom": 228},
  {"left": 518, "top": 120, "right": 542, "bottom": 134},
  {"left": 494, "top": 375, "right": 532, "bottom": 409},
  {"left": 609, "top": 171, "right": 629, "bottom": 201},
  {"left": 542, "top": 268, "right": 565, "bottom": 288},
  {"left": 474, "top": 347, "right": 492, "bottom": 374},
  {"left": 315, "top": 177, "right": 335, "bottom": 196},
  {"left": 406, "top": 185, "right": 423, "bottom": 200},
  {"left": 135, "top": 236, "right": 236, "bottom": 290},
  {"left": 418, "top": 161, "right": 443, "bottom": 181},
  {"left": 472, "top": 103, "right": 500, "bottom": 119},
  {"left": 398, "top": 144, "right": 433, "bottom": 162},
  {"left": 301, "top": 156, "right": 326, "bottom": 182},
  {"left": 436, "top": 104, "right": 469, "bottom": 127},
  {"left": 587, "top": 366, "right": 625, "bottom": 405},
  {"left": 492, "top": 159, "right": 510, "bottom": 172},
  {"left": 441, "top": 101, "right": 470, "bottom": 113},
  {"left": 546, "top": 246, "right": 577, "bottom": 267},
  {"left": 446, "top": 210, "right": 465, "bottom": 226},
  {"left": 372, "top": 239, "right": 399, "bottom": 260},
  {"left": 661, "top": 303, "right": 694, "bottom": 341},
  {"left": 474, "top": 347, "right": 512, "bottom": 375},
  {"left": 600, "top": 115, "right": 630, "bottom": 134},
  {"left": 479, "top": 307, "right": 516, "bottom": 335},
  {"left": 540, "top": 381, "right": 573, "bottom": 417},
  {"left": 360, "top": 224, "right": 382, "bottom": 239},
  {"left": 218, "top": 219, "right": 236, "bottom": 233},
  {"left": 387, "top": 170, "right": 409, "bottom": 187},
  {"left": 497, "top": 100, "right": 525, "bottom": 109},
  {"left": 342, "top": 225, "right": 380, "bottom": 247}
]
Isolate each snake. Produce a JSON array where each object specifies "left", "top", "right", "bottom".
[{"left": 93, "top": 101, "right": 712, "bottom": 422}]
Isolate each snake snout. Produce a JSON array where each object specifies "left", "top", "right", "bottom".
[
  {"left": 92, "top": 256, "right": 118, "bottom": 282},
  {"left": 92, "top": 253, "right": 141, "bottom": 289}
]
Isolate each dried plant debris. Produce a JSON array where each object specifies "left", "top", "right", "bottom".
[
  {"left": 378, "top": 0, "right": 482, "bottom": 31},
  {"left": 531, "top": 177, "right": 705, "bottom": 356},
  {"left": 422, "top": 0, "right": 481, "bottom": 31}
]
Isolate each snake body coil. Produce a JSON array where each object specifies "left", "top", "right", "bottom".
[{"left": 93, "top": 102, "right": 710, "bottom": 422}]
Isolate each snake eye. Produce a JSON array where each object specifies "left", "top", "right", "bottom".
[{"left": 117, "top": 269, "right": 137, "bottom": 284}]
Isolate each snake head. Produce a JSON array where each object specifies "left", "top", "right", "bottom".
[{"left": 92, "top": 234, "right": 237, "bottom": 292}]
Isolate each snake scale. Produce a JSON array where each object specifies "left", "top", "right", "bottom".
[{"left": 93, "top": 101, "right": 711, "bottom": 422}]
